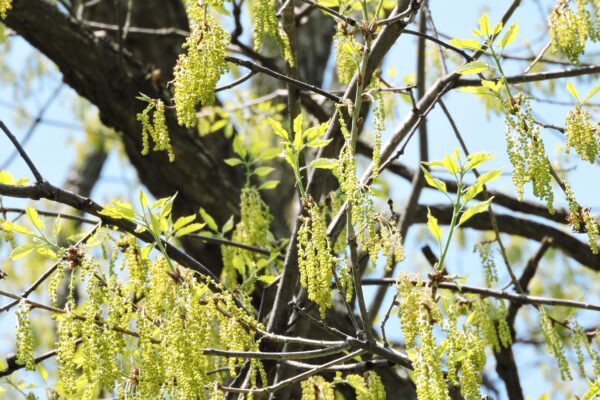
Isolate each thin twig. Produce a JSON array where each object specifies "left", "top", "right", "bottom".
[
  {"left": 361, "top": 278, "right": 600, "bottom": 312},
  {"left": 0, "top": 121, "right": 45, "bottom": 183}
]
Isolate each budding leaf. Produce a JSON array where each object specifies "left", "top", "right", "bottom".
[
  {"left": 421, "top": 167, "right": 447, "bottom": 193},
  {"left": 500, "top": 23, "right": 518, "bottom": 48},
  {"left": 458, "top": 197, "right": 494, "bottom": 226},
  {"left": 427, "top": 208, "right": 443, "bottom": 243},
  {"left": 456, "top": 61, "right": 488, "bottom": 75}
]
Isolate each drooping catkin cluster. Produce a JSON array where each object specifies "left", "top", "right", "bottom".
[
  {"left": 221, "top": 186, "right": 273, "bottom": 289},
  {"left": 504, "top": 95, "right": 554, "bottom": 213},
  {"left": 371, "top": 90, "right": 384, "bottom": 182},
  {"left": 137, "top": 100, "right": 175, "bottom": 162},
  {"left": 346, "top": 371, "right": 386, "bottom": 400},
  {"left": 173, "top": 4, "right": 229, "bottom": 127},
  {"left": 571, "top": 322, "right": 600, "bottom": 377},
  {"left": 297, "top": 199, "right": 336, "bottom": 318},
  {"left": 564, "top": 181, "right": 599, "bottom": 254},
  {"left": 539, "top": 306, "right": 572, "bottom": 381},
  {"left": 31, "top": 237, "right": 267, "bottom": 399},
  {"left": 396, "top": 274, "right": 448, "bottom": 399},
  {"left": 473, "top": 241, "right": 498, "bottom": 287},
  {"left": 301, "top": 375, "right": 335, "bottom": 400},
  {"left": 15, "top": 300, "right": 36, "bottom": 371},
  {"left": 549, "top": 0, "right": 600, "bottom": 63},
  {"left": 0, "top": 0, "right": 11, "bottom": 19},
  {"left": 396, "top": 274, "right": 512, "bottom": 400},
  {"left": 251, "top": 0, "right": 294, "bottom": 65},
  {"left": 334, "top": 25, "right": 361, "bottom": 85},
  {"left": 565, "top": 104, "right": 600, "bottom": 163}
]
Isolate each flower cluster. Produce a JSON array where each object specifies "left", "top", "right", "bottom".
[
  {"left": 301, "top": 375, "right": 335, "bottom": 400},
  {"left": 173, "top": 8, "right": 229, "bottom": 127},
  {"left": 371, "top": 90, "right": 384, "bottom": 182},
  {"left": 473, "top": 241, "right": 498, "bottom": 287},
  {"left": 572, "top": 322, "right": 600, "bottom": 377},
  {"left": 396, "top": 274, "right": 448, "bottom": 399},
  {"left": 251, "top": 0, "right": 294, "bottom": 65},
  {"left": 221, "top": 186, "right": 273, "bottom": 289},
  {"left": 137, "top": 100, "right": 175, "bottom": 162},
  {"left": 565, "top": 104, "right": 600, "bottom": 163},
  {"left": 564, "top": 181, "right": 599, "bottom": 254},
  {"left": 539, "top": 306, "right": 572, "bottom": 380},
  {"left": 56, "top": 301, "right": 81, "bottom": 397},
  {"left": 504, "top": 95, "right": 554, "bottom": 213},
  {"left": 549, "top": 2, "right": 590, "bottom": 63},
  {"left": 334, "top": 26, "right": 361, "bottom": 84},
  {"left": 297, "top": 199, "right": 336, "bottom": 318},
  {"left": 0, "top": 0, "right": 10, "bottom": 19},
  {"left": 346, "top": 371, "right": 386, "bottom": 400},
  {"left": 15, "top": 300, "right": 36, "bottom": 371},
  {"left": 471, "top": 299, "right": 512, "bottom": 353}
]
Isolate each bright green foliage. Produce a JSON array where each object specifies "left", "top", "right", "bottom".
[
  {"left": 15, "top": 300, "right": 36, "bottom": 371},
  {"left": 174, "top": 6, "right": 229, "bottom": 127},
  {"left": 301, "top": 375, "right": 335, "bottom": 400},
  {"left": 297, "top": 199, "right": 336, "bottom": 318},
  {"left": 221, "top": 186, "right": 274, "bottom": 290},
  {"left": 137, "top": 99, "right": 175, "bottom": 162},
  {"left": 504, "top": 95, "right": 554, "bottom": 213},
  {"left": 422, "top": 150, "right": 500, "bottom": 270},
  {"left": 251, "top": 0, "right": 294, "bottom": 65},
  {"left": 581, "top": 380, "right": 600, "bottom": 400},
  {"left": 0, "top": 0, "right": 10, "bottom": 19},
  {"left": 539, "top": 307, "right": 572, "bottom": 381}
]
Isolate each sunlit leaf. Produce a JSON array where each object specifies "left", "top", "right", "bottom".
[
  {"left": 500, "top": 23, "right": 518, "bottom": 48},
  {"left": 449, "top": 38, "right": 481, "bottom": 50},
  {"left": 456, "top": 61, "right": 488, "bottom": 75},
  {"left": 311, "top": 158, "right": 338, "bottom": 169},
  {"left": 421, "top": 167, "right": 447, "bottom": 193},
  {"left": 26, "top": 207, "right": 43, "bottom": 232},
  {"left": 566, "top": 81, "right": 579, "bottom": 102},
  {"left": 259, "top": 180, "right": 280, "bottom": 190},
  {"left": 267, "top": 118, "right": 289, "bottom": 140},
  {"left": 254, "top": 166, "right": 275, "bottom": 177},
  {"left": 458, "top": 197, "right": 494, "bottom": 226},
  {"left": 199, "top": 208, "right": 218, "bottom": 231},
  {"left": 427, "top": 208, "right": 442, "bottom": 243}
]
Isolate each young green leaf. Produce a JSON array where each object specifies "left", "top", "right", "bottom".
[
  {"left": 479, "top": 14, "right": 490, "bottom": 36},
  {"left": 500, "top": 23, "right": 518, "bottom": 48},
  {"left": 481, "top": 79, "right": 502, "bottom": 93},
  {"left": 259, "top": 180, "right": 280, "bottom": 190},
  {"left": 421, "top": 167, "right": 447, "bottom": 193},
  {"left": 311, "top": 158, "right": 338, "bottom": 169},
  {"left": 267, "top": 118, "right": 289, "bottom": 140},
  {"left": 442, "top": 153, "right": 459, "bottom": 174},
  {"left": 254, "top": 166, "right": 275, "bottom": 177},
  {"left": 221, "top": 215, "right": 234, "bottom": 234},
  {"left": 10, "top": 243, "right": 35, "bottom": 260},
  {"left": 224, "top": 158, "right": 243, "bottom": 167},
  {"left": 173, "top": 214, "right": 196, "bottom": 232},
  {"left": 583, "top": 84, "right": 600, "bottom": 104},
  {"left": 307, "top": 138, "right": 332, "bottom": 148},
  {"left": 25, "top": 207, "right": 43, "bottom": 232},
  {"left": 491, "top": 21, "right": 503, "bottom": 36},
  {"left": 458, "top": 197, "right": 494, "bottom": 226},
  {"left": 199, "top": 208, "right": 218, "bottom": 231},
  {"left": 139, "top": 189, "right": 149, "bottom": 208},
  {"left": 449, "top": 38, "right": 481, "bottom": 50},
  {"left": 465, "top": 152, "right": 494, "bottom": 170},
  {"left": 566, "top": 82, "right": 579, "bottom": 102},
  {"left": 175, "top": 222, "right": 205, "bottom": 237},
  {"left": 232, "top": 135, "right": 247, "bottom": 158},
  {"left": 456, "top": 61, "right": 489, "bottom": 75},
  {"left": 427, "top": 208, "right": 443, "bottom": 242}
]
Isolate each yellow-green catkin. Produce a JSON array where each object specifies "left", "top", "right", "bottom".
[
  {"left": 564, "top": 181, "right": 599, "bottom": 254},
  {"left": 301, "top": 375, "right": 335, "bottom": 400},
  {"left": 56, "top": 302, "right": 80, "bottom": 397},
  {"left": 221, "top": 187, "right": 273, "bottom": 289},
  {"left": 473, "top": 242, "right": 498, "bottom": 287},
  {"left": 396, "top": 274, "right": 447, "bottom": 399},
  {"left": 15, "top": 300, "right": 36, "bottom": 371},
  {"left": 137, "top": 100, "right": 175, "bottom": 162},
  {"left": 345, "top": 371, "right": 386, "bottom": 400},
  {"left": 334, "top": 26, "right": 361, "bottom": 84},
  {"left": 174, "top": 6, "right": 229, "bottom": 127},
  {"left": 297, "top": 199, "right": 336, "bottom": 318},
  {"left": 539, "top": 307, "right": 572, "bottom": 380},
  {"left": 371, "top": 90, "right": 384, "bottom": 182},
  {"left": 504, "top": 95, "right": 554, "bottom": 213},
  {"left": 251, "top": 0, "right": 293, "bottom": 65},
  {"left": 0, "top": 0, "right": 10, "bottom": 19},
  {"left": 471, "top": 299, "right": 512, "bottom": 352},
  {"left": 565, "top": 104, "right": 600, "bottom": 163},
  {"left": 549, "top": 2, "right": 590, "bottom": 63}
]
